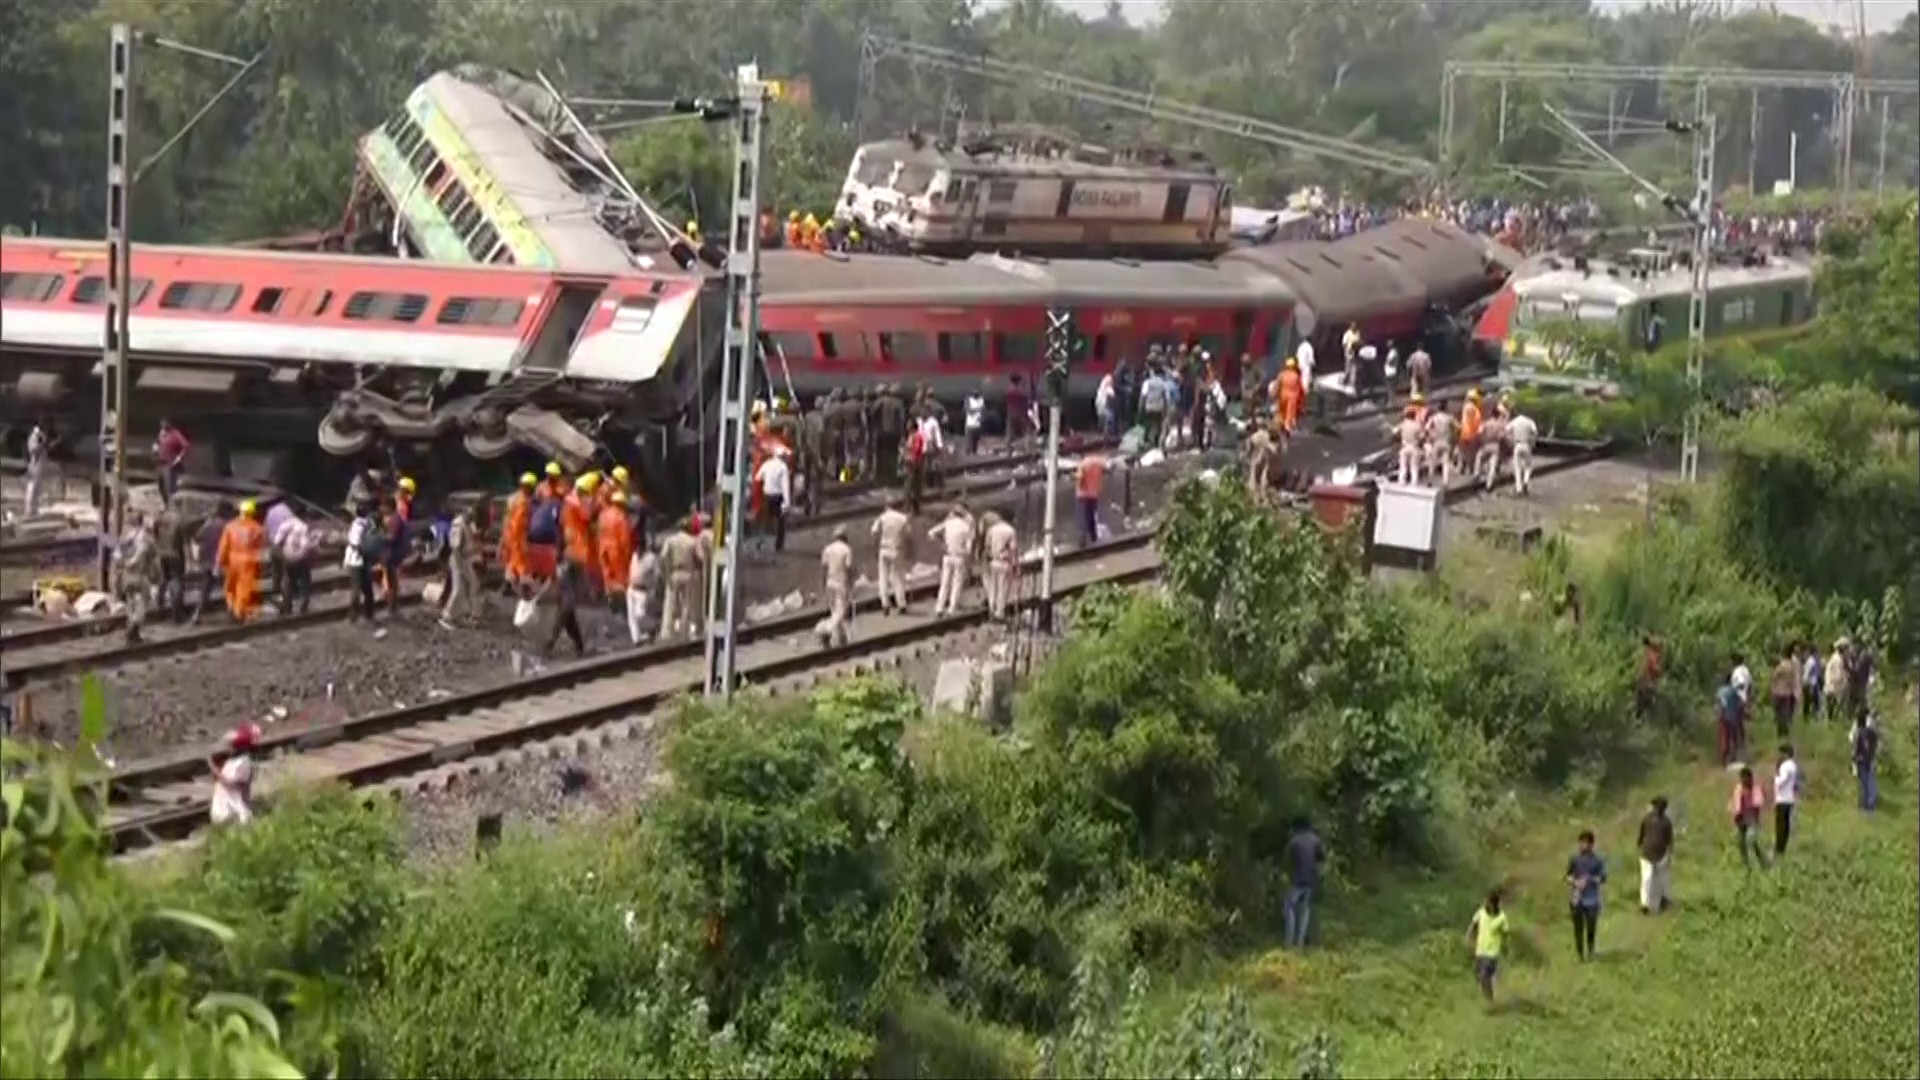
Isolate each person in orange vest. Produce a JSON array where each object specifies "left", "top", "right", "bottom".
[
  {"left": 215, "top": 500, "right": 267, "bottom": 622},
  {"left": 1276, "top": 357, "right": 1305, "bottom": 435},
  {"left": 800, "top": 213, "right": 822, "bottom": 250},
  {"left": 500, "top": 472, "right": 536, "bottom": 587},
  {"left": 1458, "top": 389, "right": 1485, "bottom": 473},
  {"left": 784, "top": 211, "right": 804, "bottom": 249},
  {"left": 542, "top": 474, "right": 597, "bottom": 659},
  {"left": 596, "top": 489, "right": 635, "bottom": 603}
]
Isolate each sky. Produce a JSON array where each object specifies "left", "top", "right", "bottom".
[{"left": 1040, "top": 0, "right": 1917, "bottom": 33}]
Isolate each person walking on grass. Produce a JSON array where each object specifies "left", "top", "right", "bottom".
[
  {"left": 1772, "top": 743, "right": 1800, "bottom": 858},
  {"left": 1716, "top": 672, "right": 1748, "bottom": 767},
  {"left": 1636, "top": 796, "right": 1674, "bottom": 914},
  {"left": 1850, "top": 711, "right": 1880, "bottom": 812},
  {"left": 1282, "top": 815, "right": 1326, "bottom": 949},
  {"left": 1466, "top": 888, "right": 1511, "bottom": 1004},
  {"left": 1565, "top": 830, "right": 1608, "bottom": 961},
  {"left": 1730, "top": 766, "right": 1770, "bottom": 871}
]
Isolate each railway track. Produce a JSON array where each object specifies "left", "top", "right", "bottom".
[
  {"left": 0, "top": 446, "right": 1110, "bottom": 677},
  {"left": 99, "top": 437, "right": 1614, "bottom": 856}
]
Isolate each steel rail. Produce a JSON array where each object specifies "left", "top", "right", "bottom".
[{"left": 102, "top": 437, "right": 1618, "bottom": 855}]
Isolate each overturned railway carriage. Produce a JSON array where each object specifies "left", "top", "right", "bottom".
[
  {"left": 0, "top": 238, "right": 723, "bottom": 508},
  {"left": 755, "top": 217, "right": 1512, "bottom": 406},
  {"left": 1475, "top": 249, "right": 1814, "bottom": 392}
]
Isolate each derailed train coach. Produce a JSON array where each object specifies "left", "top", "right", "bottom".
[
  {"left": 0, "top": 237, "right": 726, "bottom": 510},
  {"left": 754, "top": 216, "right": 1516, "bottom": 409}
]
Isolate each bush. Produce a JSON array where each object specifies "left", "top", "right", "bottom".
[
  {"left": 897, "top": 720, "right": 1124, "bottom": 1028},
  {"left": 643, "top": 679, "right": 922, "bottom": 1076}
]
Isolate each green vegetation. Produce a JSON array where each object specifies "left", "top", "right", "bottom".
[
  {"left": 6, "top": 2, "right": 1916, "bottom": 239},
  {"left": 7, "top": 372, "right": 1913, "bottom": 1076}
]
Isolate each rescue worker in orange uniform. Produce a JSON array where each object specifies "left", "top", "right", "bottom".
[
  {"left": 215, "top": 500, "right": 267, "bottom": 622},
  {"left": 1275, "top": 357, "right": 1305, "bottom": 435},
  {"left": 540, "top": 473, "right": 597, "bottom": 659},
  {"left": 500, "top": 472, "right": 536, "bottom": 586},
  {"left": 526, "top": 461, "right": 567, "bottom": 584},
  {"left": 596, "top": 489, "right": 635, "bottom": 600},
  {"left": 785, "top": 211, "right": 804, "bottom": 249},
  {"left": 1458, "top": 389, "right": 1485, "bottom": 469},
  {"left": 800, "top": 213, "right": 822, "bottom": 250}
]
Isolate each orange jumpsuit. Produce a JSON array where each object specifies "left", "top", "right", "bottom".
[
  {"left": 596, "top": 505, "right": 634, "bottom": 592},
  {"left": 500, "top": 491, "right": 533, "bottom": 582},
  {"left": 1277, "top": 369, "right": 1304, "bottom": 433},
  {"left": 1460, "top": 400, "right": 1484, "bottom": 451},
  {"left": 215, "top": 516, "right": 265, "bottom": 621},
  {"left": 561, "top": 492, "right": 594, "bottom": 570},
  {"left": 785, "top": 222, "right": 804, "bottom": 248}
]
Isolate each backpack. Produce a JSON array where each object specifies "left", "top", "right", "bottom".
[
  {"left": 354, "top": 520, "right": 386, "bottom": 562},
  {"left": 527, "top": 498, "right": 562, "bottom": 545}
]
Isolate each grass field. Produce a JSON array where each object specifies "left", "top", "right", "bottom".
[{"left": 1211, "top": 704, "right": 1917, "bottom": 1079}]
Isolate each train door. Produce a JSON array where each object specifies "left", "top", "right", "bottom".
[
  {"left": 1211, "top": 183, "right": 1234, "bottom": 243},
  {"left": 516, "top": 281, "right": 604, "bottom": 373},
  {"left": 1162, "top": 183, "right": 1191, "bottom": 224},
  {"left": 1228, "top": 309, "right": 1254, "bottom": 385}
]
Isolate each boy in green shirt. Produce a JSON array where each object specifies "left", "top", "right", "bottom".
[{"left": 1466, "top": 887, "right": 1510, "bottom": 1003}]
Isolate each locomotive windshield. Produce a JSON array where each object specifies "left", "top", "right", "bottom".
[{"left": 893, "top": 163, "right": 937, "bottom": 197}]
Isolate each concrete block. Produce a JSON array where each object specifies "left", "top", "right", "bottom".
[{"left": 930, "top": 658, "right": 980, "bottom": 718}]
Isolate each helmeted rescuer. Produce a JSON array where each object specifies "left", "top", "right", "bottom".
[
  {"left": 785, "top": 210, "right": 804, "bottom": 249},
  {"left": 597, "top": 489, "right": 635, "bottom": 595},
  {"left": 216, "top": 499, "right": 267, "bottom": 621},
  {"left": 501, "top": 472, "right": 536, "bottom": 584},
  {"left": 564, "top": 473, "right": 597, "bottom": 569},
  {"left": 1410, "top": 391, "right": 1429, "bottom": 424}
]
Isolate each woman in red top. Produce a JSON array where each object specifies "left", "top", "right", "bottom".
[{"left": 1729, "top": 766, "right": 1770, "bottom": 871}]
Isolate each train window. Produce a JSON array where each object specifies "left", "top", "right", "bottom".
[
  {"left": 251, "top": 287, "right": 288, "bottom": 315},
  {"left": 312, "top": 289, "right": 334, "bottom": 317},
  {"left": 158, "top": 281, "right": 241, "bottom": 312},
  {"left": 1055, "top": 180, "right": 1076, "bottom": 218},
  {"left": 486, "top": 238, "right": 513, "bottom": 264},
  {"left": 987, "top": 180, "right": 1017, "bottom": 203},
  {"left": 450, "top": 198, "right": 484, "bottom": 240},
  {"left": 939, "top": 332, "right": 986, "bottom": 363},
  {"left": 821, "top": 332, "right": 878, "bottom": 361},
  {"left": 881, "top": 332, "right": 937, "bottom": 363},
  {"left": 70, "top": 276, "right": 154, "bottom": 306},
  {"left": 438, "top": 296, "right": 525, "bottom": 327},
  {"left": 1, "top": 272, "right": 64, "bottom": 302},
  {"left": 981, "top": 218, "right": 1009, "bottom": 237},
  {"left": 995, "top": 333, "right": 1041, "bottom": 364},
  {"left": 467, "top": 222, "right": 501, "bottom": 263},
  {"left": 343, "top": 291, "right": 428, "bottom": 323},
  {"left": 423, "top": 159, "right": 450, "bottom": 195},
  {"left": 764, "top": 331, "right": 818, "bottom": 360}
]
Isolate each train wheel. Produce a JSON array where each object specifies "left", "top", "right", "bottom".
[{"left": 318, "top": 409, "right": 374, "bottom": 458}]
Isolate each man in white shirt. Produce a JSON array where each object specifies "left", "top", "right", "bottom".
[
  {"left": 1394, "top": 406, "right": 1425, "bottom": 486},
  {"left": 1730, "top": 652, "right": 1754, "bottom": 709},
  {"left": 1772, "top": 743, "right": 1799, "bottom": 858},
  {"left": 1095, "top": 373, "right": 1118, "bottom": 438},
  {"left": 209, "top": 723, "right": 261, "bottom": 827},
  {"left": 272, "top": 510, "right": 314, "bottom": 615},
  {"left": 626, "top": 541, "right": 660, "bottom": 645},
  {"left": 963, "top": 388, "right": 987, "bottom": 456},
  {"left": 753, "top": 447, "right": 792, "bottom": 552},
  {"left": 1294, "top": 339, "right": 1316, "bottom": 392},
  {"left": 870, "top": 499, "right": 911, "bottom": 614},
  {"left": 23, "top": 423, "right": 50, "bottom": 517},
  {"left": 1505, "top": 411, "right": 1539, "bottom": 495}
]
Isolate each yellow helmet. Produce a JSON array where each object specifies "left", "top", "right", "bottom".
[
  {"left": 685, "top": 220, "right": 699, "bottom": 234},
  {"left": 788, "top": 210, "right": 800, "bottom": 222},
  {"left": 849, "top": 229, "right": 862, "bottom": 242},
  {"left": 609, "top": 490, "right": 628, "bottom": 506},
  {"left": 239, "top": 500, "right": 258, "bottom": 517},
  {"left": 1411, "top": 392, "right": 1426, "bottom": 404},
  {"left": 1285, "top": 357, "right": 1299, "bottom": 369},
  {"left": 519, "top": 472, "right": 537, "bottom": 487},
  {"left": 544, "top": 462, "right": 563, "bottom": 478},
  {"left": 803, "top": 213, "right": 818, "bottom": 226},
  {"left": 611, "top": 465, "right": 630, "bottom": 483},
  {"left": 1468, "top": 388, "right": 1482, "bottom": 400},
  {"left": 398, "top": 476, "right": 416, "bottom": 494},
  {"left": 577, "top": 472, "right": 601, "bottom": 492}
]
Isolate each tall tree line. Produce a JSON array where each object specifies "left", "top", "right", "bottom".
[{"left": 1, "top": 0, "right": 1913, "bottom": 241}]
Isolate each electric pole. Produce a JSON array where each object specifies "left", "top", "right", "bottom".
[
  {"left": 1037, "top": 307, "right": 1085, "bottom": 634},
  {"left": 1680, "top": 84, "right": 1715, "bottom": 487},
  {"left": 98, "top": 24, "right": 135, "bottom": 590},
  {"left": 702, "top": 64, "right": 773, "bottom": 699},
  {"left": 95, "top": 25, "right": 260, "bottom": 590}
]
